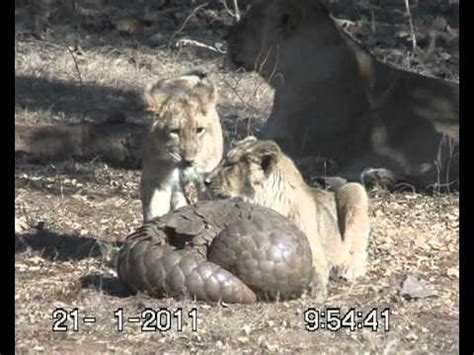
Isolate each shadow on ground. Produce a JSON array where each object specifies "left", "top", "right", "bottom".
[
  {"left": 16, "top": 229, "right": 133, "bottom": 297},
  {"left": 15, "top": 76, "right": 147, "bottom": 171},
  {"left": 15, "top": 163, "right": 141, "bottom": 204},
  {"left": 80, "top": 274, "right": 132, "bottom": 298},
  {"left": 15, "top": 229, "right": 117, "bottom": 261},
  {"left": 15, "top": 75, "right": 143, "bottom": 124}
]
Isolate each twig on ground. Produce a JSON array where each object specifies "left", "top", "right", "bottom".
[
  {"left": 221, "top": 76, "right": 261, "bottom": 114},
  {"left": 329, "top": 15, "right": 357, "bottom": 28},
  {"left": 233, "top": 0, "right": 241, "bottom": 21},
  {"left": 327, "top": 282, "right": 357, "bottom": 302},
  {"left": 220, "top": 72, "right": 267, "bottom": 137},
  {"left": 404, "top": 0, "right": 417, "bottom": 50},
  {"left": 433, "top": 133, "right": 457, "bottom": 193},
  {"left": 66, "top": 45, "right": 84, "bottom": 103},
  {"left": 156, "top": 6, "right": 187, "bottom": 14},
  {"left": 168, "top": 3, "right": 208, "bottom": 50},
  {"left": 175, "top": 38, "right": 226, "bottom": 54}
]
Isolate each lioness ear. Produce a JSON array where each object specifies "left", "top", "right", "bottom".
[
  {"left": 255, "top": 141, "right": 281, "bottom": 174},
  {"left": 143, "top": 81, "right": 168, "bottom": 112}
]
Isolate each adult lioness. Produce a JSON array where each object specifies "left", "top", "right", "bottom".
[
  {"left": 205, "top": 137, "right": 370, "bottom": 297},
  {"left": 141, "top": 71, "right": 224, "bottom": 222},
  {"left": 226, "top": 0, "right": 459, "bottom": 190}
]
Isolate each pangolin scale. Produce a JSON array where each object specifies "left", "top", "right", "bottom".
[{"left": 117, "top": 201, "right": 314, "bottom": 303}]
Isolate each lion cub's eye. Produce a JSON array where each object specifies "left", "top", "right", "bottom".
[{"left": 196, "top": 127, "right": 205, "bottom": 135}]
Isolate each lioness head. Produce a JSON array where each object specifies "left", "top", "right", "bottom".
[
  {"left": 205, "top": 136, "right": 306, "bottom": 205},
  {"left": 143, "top": 71, "right": 223, "bottom": 170},
  {"left": 226, "top": 0, "right": 332, "bottom": 82}
]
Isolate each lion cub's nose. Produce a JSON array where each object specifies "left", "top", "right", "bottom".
[
  {"left": 181, "top": 158, "right": 195, "bottom": 168},
  {"left": 204, "top": 176, "right": 212, "bottom": 186}
]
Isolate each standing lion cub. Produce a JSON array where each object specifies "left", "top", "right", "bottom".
[
  {"left": 141, "top": 72, "right": 224, "bottom": 222},
  {"left": 205, "top": 137, "right": 370, "bottom": 297}
]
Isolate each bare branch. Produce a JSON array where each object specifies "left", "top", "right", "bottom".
[
  {"left": 175, "top": 38, "right": 227, "bottom": 54},
  {"left": 168, "top": 3, "right": 208, "bottom": 50},
  {"left": 222, "top": 0, "right": 240, "bottom": 22},
  {"left": 232, "top": 0, "right": 240, "bottom": 22},
  {"left": 404, "top": 0, "right": 417, "bottom": 50},
  {"left": 66, "top": 45, "right": 85, "bottom": 105}
]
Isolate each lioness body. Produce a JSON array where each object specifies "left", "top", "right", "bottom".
[
  {"left": 141, "top": 72, "right": 224, "bottom": 222},
  {"left": 205, "top": 137, "right": 370, "bottom": 296},
  {"left": 227, "top": 0, "right": 459, "bottom": 189}
]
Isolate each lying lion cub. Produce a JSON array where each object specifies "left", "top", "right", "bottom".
[
  {"left": 141, "top": 71, "right": 224, "bottom": 222},
  {"left": 205, "top": 137, "right": 370, "bottom": 297},
  {"left": 226, "top": 0, "right": 459, "bottom": 190}
]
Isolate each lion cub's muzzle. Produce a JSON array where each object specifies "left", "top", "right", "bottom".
[{"left": 203, "top": 172, "right": 230, "bottom": 200}]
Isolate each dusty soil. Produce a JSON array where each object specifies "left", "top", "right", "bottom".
[{"left": 15, "top": 1, "right": 459, "bottom": 353}]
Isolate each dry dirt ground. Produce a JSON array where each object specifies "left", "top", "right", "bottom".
[{"left": 15, "top": 1, "right": 459, "bottom": 353}]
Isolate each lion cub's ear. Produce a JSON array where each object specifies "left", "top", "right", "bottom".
[
  {"left": 143, "top": 81, "right": 168, "bottom": 112},
  {"left": 234, "top": 136, "right": 258, "bottom": 147},
  {"left": 194, "top": 79, "right": 217, "bottom": 114},
  {"left": 253, "top": 140, "right": 281, "bottom": 174}
]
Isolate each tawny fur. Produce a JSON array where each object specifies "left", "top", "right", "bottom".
[
  {"left": 226, "top": 0, "right": 458, "bottom": 190},
  {"left": 206, "top": 137, "right": 371, "bottom": 297},
  {"left": 141, "top": 72, "right": 224, "bottom": 222}
]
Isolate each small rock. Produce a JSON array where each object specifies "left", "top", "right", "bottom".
[
  {"left": 113, "top": 17, "right": 143, "bottom": 35},
  {"left": 146, "top": 33, "right": 166, "bottom": 47},
  {"left": 266, "top": 320, "right": 275, "bottom": 327},
  {"left": 237, "top": 336, "right": 249, "bottom": 344},
  {"left": 400, "top": 275, "right": 438, "bottom": 300},
  {"left": 241, "top": 324, "right": 251, "bottom": 335},
  {"left": 446, "top": 267, "right": 459, "bottom": 278}
]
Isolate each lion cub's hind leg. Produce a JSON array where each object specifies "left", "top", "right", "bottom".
[
  {"left": 333, "top": 183, "right": 370, "bottom": 281},
  {"left": 307, "top": 239, "right": 330, "bottom": 300}
]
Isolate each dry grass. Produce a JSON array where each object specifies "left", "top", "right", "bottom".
[{"left": 15, "top": 1, "right": 459, "bottom": 353}]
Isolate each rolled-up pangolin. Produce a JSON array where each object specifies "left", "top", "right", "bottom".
[{"left": 117, "top": 200, "right": 314, "bottom": 303}]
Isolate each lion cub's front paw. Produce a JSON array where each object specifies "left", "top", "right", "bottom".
[{"left": 332, "top": 262, "right": 367, "bottom": 282}]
